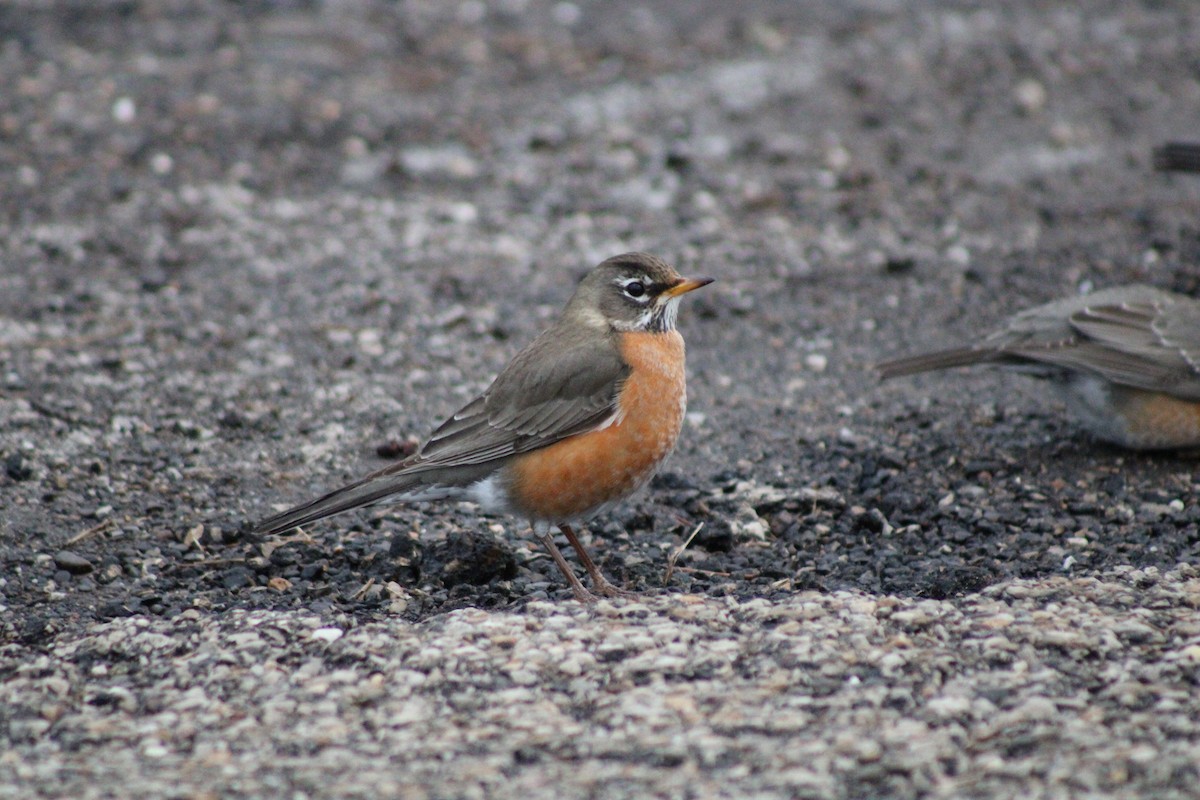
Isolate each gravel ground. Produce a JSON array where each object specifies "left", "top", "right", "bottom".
[
  {"left": 3, "top": 1, "right": 1200, "bottom": 798},
  {"left": 4, "top": 571, "right": 1200, "bottom": 800}
]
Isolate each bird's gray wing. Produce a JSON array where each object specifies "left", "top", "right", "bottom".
[
  {"left": 407, "top": 322, "right": 629, "bottom": 472},
  {"left": 251, "top": 322, "right": 629, "bottom": 535},
  {"left": 1045, "top": 292, "right": 1200, "bottom": 397}
]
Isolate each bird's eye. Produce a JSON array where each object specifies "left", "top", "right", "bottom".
[{"left": 624, "top": 281, "right": 646, "bottom": 298}]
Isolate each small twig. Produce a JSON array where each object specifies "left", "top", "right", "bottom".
[
  {"left": 165, "top": 557, "right": 247, "bottom": 571},
  {"left": 182, "top": 524, "right": 205, "bottom": 552},
  {"left": 260, "top": 529, "right": 314, "bottom": 559},
  {"left": 670, "top": 566, "right": 732, "bottom": 578},
  {"left": 28, "top": 398, "right": 101, "bottom": 428},
  {"left": 190, "top": 557, "right": 248, "bottom": 567},
  {"left": 663, "top": 522, "right": 704, "bottom": 586},
  {"left": 65, "top": 518, "right": 116, "bottom": 546},
  {"left": 351, "top": 577, "right": 376, "bottom": 600}
]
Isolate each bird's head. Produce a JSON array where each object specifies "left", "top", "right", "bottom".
[{"left": 567, "top": 252, "right": 713, "bottom": 333}]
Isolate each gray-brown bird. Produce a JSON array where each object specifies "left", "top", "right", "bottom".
[
  {"left": 878, "top": 285, "right": 1200, "bottom": 450},
  {"left": 253, "top": 253, "right": 712, "bottom": 602}
]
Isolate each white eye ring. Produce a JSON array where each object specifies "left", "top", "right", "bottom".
[{"left": 616, "top": 276, "right": 651, "bottom": 302}]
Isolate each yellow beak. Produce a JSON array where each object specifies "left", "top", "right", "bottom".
[{"left": 664, "top": 276, "right": 715, "bottom": 297}]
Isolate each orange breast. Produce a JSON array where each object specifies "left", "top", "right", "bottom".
[
  {"left": 504, "top": 331, "right": 688, "bottom": 522},
  {"left": 1111, "top": 388, "right": 1200, "bottom": 449}
]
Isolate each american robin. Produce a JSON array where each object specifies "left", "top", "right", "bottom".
[
  {"left": 252, "top": 253, "right": 712, "bottom": 602},
  {"left": 877, "top": 285, "right": 1200, "bottom": 450}
]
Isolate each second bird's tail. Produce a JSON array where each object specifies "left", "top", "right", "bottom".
[{"left": 876, "top": 347, "right": 995, "bottom": 379}]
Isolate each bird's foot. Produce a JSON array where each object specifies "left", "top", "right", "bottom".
[{"left": 589, "top": 576, "right": 638, "bottom": 599}]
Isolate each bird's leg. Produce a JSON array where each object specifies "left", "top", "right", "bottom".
[
  {"left": 559, "top": 524, "right": 637, "bottom": 598},
  {"left": 536, "top": 530, "right": 597, "bottom": 603}
]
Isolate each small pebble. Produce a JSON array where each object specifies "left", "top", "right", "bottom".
[
  {"left": 53, "top": 550, "right": 93, "bottom": 575},
  {"left": 312, "top": 627, "right": 344, "bottom": 643},
  {"left": 5, "top": 453, "right": 33, "bottom": 481}
]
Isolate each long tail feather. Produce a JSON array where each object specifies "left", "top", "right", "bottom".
[
  {"left": 251, "top": 468, "right": 425, "bottom": 535},
  {"left": 876, "top": 347, "right": 997, "bottom": 379}
]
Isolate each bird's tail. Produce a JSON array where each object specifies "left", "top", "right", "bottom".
[
  {"left": 876, "top": 347, "right": 995, "bottom": 379},
  {"left": 1154, "top": 142, "right": 1200, "bottom": 174},
  {"left": 251, "top": 463, "right": 428, "bottom": 536}
]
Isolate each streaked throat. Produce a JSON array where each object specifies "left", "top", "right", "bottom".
[{"left": 614, "top": 297, "right": 681, "bottom": 333}]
